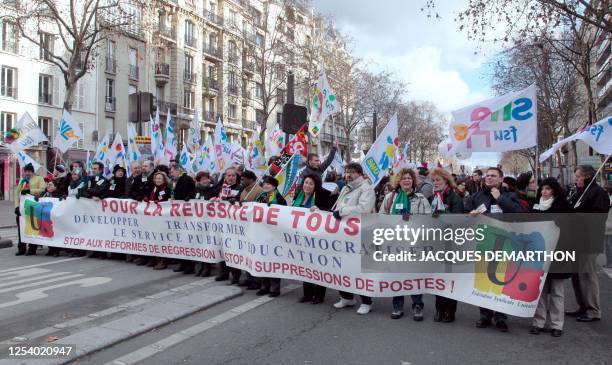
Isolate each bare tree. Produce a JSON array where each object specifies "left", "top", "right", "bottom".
[{"left": 1, "top": 0, "right": 139, "bottom": 111}]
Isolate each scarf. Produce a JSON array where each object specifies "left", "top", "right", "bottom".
[
  {"left": 431, "top": 186, "right": 450, "bottom": 212},
  {"left": 537, "top": 196, "right": 554, "bottom": 211},
  {"left": 293, "top": 190, "right": 315, "bottom": 208},
  {"left": 390, "top": 189, "right": 412, "bottom": 215}
]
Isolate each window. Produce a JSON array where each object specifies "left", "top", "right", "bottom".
[
  {"left": 208, "top": 98, "right": 214, "bottom": 114},
  {"left": 38, "top": 116, "right": 53, "bottom": 144},
  {"left": 73, "top": 79, "right": 86, "bottom": 111},
  {"left": 229, "top": 103, "right": 237, "bottom": 119},
  {"left": 0, "top": 112, "right": 16, "bottom": 135},
  {"left": 228, "top": 41, "right": 238, "bottom": 62},
  {"left": 185, "top": 20, "right": 195, "bottom": 47},
  {"left": 128, "top": 84, "right": 137, "bottom": 95},
  {"left": 128, "top": 47, "right": 138, "bottom": 80},
  {"left": 208, "top": 33, "right": 217, "bottom": 47},
  {"left": 38, "top": 74, "right": 53, "bottom": 104},
  {"left": 228, "top": 70, "right": 237, "bottom": 87},
  {"left": 184, "top": 54, "right": 194, "bottom": 82},
  {"left": 229, "top": 9, "right": 237, "bottom": 27},
  {"left": 184, "top": 90, "right": 194, "bottom": 109},
  {"left": 207, "top": 65, "right": 215, "bottom": 79},
  {"left": 106, "top": 40, "right": 116, "bottom": 73},
  {"left": 39, "top": 32, "right": 54, "bottom": 61},
  {"left": 1, "top": 66, "right": 17, "bottom": 98},
  {"left": 276, "top": 112, "right": 282, "bottom": 124},
  {"left": 255, "top": 33, "right": 264, "bottom": 47},
  {"left": 255, "top": 82, "right": 263, "bottom": 98},
  {"left": 105, "top": 79, "right": 115, "bottom": 111},
  {"left": 277, "top": 89, "right": 285, "bottom": 104},
  {"left": 2, "top": 21, "right": 18, "bottom": 53}
]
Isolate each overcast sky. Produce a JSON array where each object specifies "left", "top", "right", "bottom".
[{"left": 311, "top": 0, "right": 501, "bottom": 166}]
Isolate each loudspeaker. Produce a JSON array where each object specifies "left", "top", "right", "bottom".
[{"left": 281, "top": 104, "right": 307, "bottom": 134}]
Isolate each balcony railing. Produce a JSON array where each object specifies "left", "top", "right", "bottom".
[
  {"left": 156, "top": 100, "right": 177, "bottom": 115},
  {"left": 204, "top": 10, "right": 223, "bottom": 26},
  {"left": 128, "top": 64, "right": 139, "bottom": 80},
  {"left": 184, "top": 71, "right": 197, "bottom": 83},
  {"left": 105, "top": 96, "right": 116, "bottom": 112},
  {"left": 228, "top": 84, "right": 239, "bottom": 95},
  {"left": 202, "top": 76, "right": 219, "bottom": 90},
  {"left": 242, "top": 60, "right": 254, "bottom": 72},
  {"left": 38, "top": 92, "right": 52, "bottom": 105},
  {"left": 155, "top": 62, "right": 170, "bottom": 75},
  {"left": 158, "top": 24, "right": 176, "bottom": 40},
  {"left": 2, "top": 39, "right": 18, "bottom": 53},
  {"left": 321, "top": 133, "right": 348, "bottom": 145},
  {"left": 202, "top": 43, "right": 222, "bottom": 59},
  {"left": 185, "top": 35, "right": 198, "bottom": 48},
  {"left": 241, "top": 119, "right": 256, "bottom": 130},
  {"left": 179, "top": 106, "right": 195, "bottom": 115},
  {"left": 242, "top": 30, "right": 256, "bottom": 43},
  {"left": 0, "top": 86, "right": 17, "bottom": 98},
  {"left": 228, "top": 54, "right": 239, "bottom": 65},
  {"left": 105, "top": 57, "right": 116, "bottom": 73},
  {"left": 204, "top": 110, "right": 221, "bottom": 121}
]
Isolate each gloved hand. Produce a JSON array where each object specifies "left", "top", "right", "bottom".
[
  {"left": 59, "top": 195, "right": 67, "bottom": 201},
  {"left": 21, "top": 189, "right": 30, "bottom": 196},
  {"left": 333, "top": 210, "right": 341, "bottom": 219}
]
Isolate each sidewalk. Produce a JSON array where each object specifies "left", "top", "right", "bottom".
[{"left": 0, "top": 200, "right": 15, "bottom": 228}]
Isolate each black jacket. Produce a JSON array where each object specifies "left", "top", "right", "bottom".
[
  {"left": 299, "top": 148, "right": 336, "bottom": 182},
  {"left": 195, "top": 183, "right": 217, "bottom": 200},
  {"left": 148, "top": 185, "right": 171, "bottom": 202},
  {"left": 172, "top": 173, "right": 196, "bottom": 201},
  {"left": 127, "top": 174, "right": 150, "bottom": 201},
  {"left": 256, "top": 190, "right": 287, "bottom": 206},
  {"left": 105, "top": 175, "right": 127, "bottom": 199},
  {"left": 531, "top": 197, "right": 572, "bottom": 279},
  {"left": 81, "top": 174, "right": 109, "bottom": 199},
  {"left": 568, "top": 180, "right": 609, "bottom": 213},
  {"left": 217, "top": 182, "right": 243, "bottom": 203},
  {"left": 464, "top": 186, "right": 525, "bottom": 213}
]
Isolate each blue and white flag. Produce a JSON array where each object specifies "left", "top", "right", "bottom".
[
  {"left": 163, "top": 110, "right": 177, "bottom": 163},
  {"left": 16, "top": 151, "right": 43, "bottom": 172},
  {"left": 54, "top": 109, "right": 83, "bottom": 153},
  {"left": 179, "top": 143, "right": 194, "bottom": 174},
  {"left": 540, "top": 116, "right": 612, "bottom": 162},
  {"left": 361, "top": 113, "right": 399, "bottom": 186}
]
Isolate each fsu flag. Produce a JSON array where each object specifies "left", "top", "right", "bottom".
[{"left": 284, "top": 124, "right": 308, "bottom": 158}]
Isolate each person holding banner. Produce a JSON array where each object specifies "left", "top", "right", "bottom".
[
  {"left": 465, "top": 166, "right": 524, "bottom": 332},
  {"left": 194, "top": 171, "right": 217, "bottom": 201},
  {"left": 105, "top": 165, "right": 127, "bottom": 199},
  {"left": 566, "top": 165, "right": 608, "bottom": 323},
  {"left": 126, "top": 162, "right": 147, "bottom": 201},
  {"left": 170, "top": 165, "right": 197, "bottom": 274},
  {"left": 529, "top": 177, "right": 571, "bottom": 337},
  {"left": 332, "top": 162, "right": 376, "bottom": 315},
  {"left": 15, "top": 163, "right": 46, "bottom": 256},
  {"left": 145, "top": 171, "right": 172, "bottom": 270},
  {"left": 255, "top": 175, "right": 287, "bottom": 297},
  {"left": 380, "top": 168, "right": 432, "bottom": 321},
  {"left": 294, "top": 173, "right": 336, "bottom": 304},
  {"left": 82, "top": 162, "right": 111, "bottom": 259},
  {"left": 239, "top": 170, "right": 263, "bottom": 203},
  {"left": 42, "top": 179, "right": 64, "bottom": 257},
  {"left": 429, "top": 168, "right": 464, "bottom": 323}
]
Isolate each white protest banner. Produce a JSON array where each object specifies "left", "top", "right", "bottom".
[
  {"left": 54, "top": 109, "right": 83, "bottom": 153},
  {"left": 443, "top": 84, "right": 537, "bottom": 156},
  {"left": 539, "top": 116, "right": 612, "bottom": 162},
  {"left": 361, "top": 113, "right": 399, "bottom": 186},
  {"left": 20, "top": 197, "right": 561, "bottom": 317},
  {"left": 309, "top": 66, "right": 341, "bottom": 137},
  {"left": 5, "top": 112, "right": 48, "bottom": 153}
]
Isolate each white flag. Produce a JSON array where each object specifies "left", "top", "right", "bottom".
[
  {"left": 95, "top": 134, "right": 110, "bottom": 163},
  {"left": 309, "top": 66, "right": 341, "bottom": 137},
  {"left": 266, "top": 123, "right": 285, "bottom": 157},
  {"left": 214, "top": 118, "right": 232, "bottom": 171},
  {"left": 324, "top": 151, "right": 345, "bottom": 178},
  {"left": 53, "top": 109, "right": 83, "bottom": 153},
  {"left": 179, "top": 143, "right": 194, "bottom": 174},
  {"left": 246, "top": 136, "right": 267, "bottom": 176},
  {"left": 107, "top": 133, "right": 127, "bottom": 174},
  {"left": 361, "top": 113, "right": 399, "bottom": 186},
  {"left": 150, "top": 110, "right": 164, "bottom": 164},
  {"left": 6, "top": 112, "right": 48, "bottom": 153},
  {"left": 16, "top": 151, "right": 43, "bottom": 172},
  {"left": 127, "top": 123, "right": 141, "bottom": 163},
  {"left": 186, "top": 110, "right": 201, "bottom": 152},
  {"left": 230, "top": 141, "right": 246, "bottom": 165},
  {"left": 444, "top": 84, "right": 537, "bottom": 156},
  {"left": 539, "top": 116, "right": 612, "bottom": 162},
  {"left": 163, "top": 110, "right": 177, "bottom": 163}
]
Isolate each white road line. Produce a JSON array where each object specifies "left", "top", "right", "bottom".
[
  {"left": 0, "top": 268, "right": 50, "bottom": 279},
  {"left": 0, "top": 274, "right": 83, "bottom": 294},
  {"left": 0, "top": 278, "right": 215, "bottom": 345},
  {"left": 0, "top": 257, "right": 84, "bottom": 273},
  {"left": 0, "top": 271, "right": 70, "bottom": 288},
  {"left": 106, "top": 284, "right": 301, "bottom": 365}
]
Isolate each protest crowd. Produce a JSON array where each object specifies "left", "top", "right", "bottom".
[{"left": 13, "top": 146, "right": 611, "bottom": 338}]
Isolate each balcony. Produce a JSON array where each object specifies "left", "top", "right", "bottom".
[
  {"left": 321, "top": 133, "right": 348, "bottom": 145},
  {"left": 204, "top": 110, "right": 221, "bottom": 122},
  {"left": 158, "top": 24, "right": 176, "bottom": 41},
  {"left": 128, "top": 64, "right": 139, "bottom": 80},
  {"left": 228, "top": 84, "right": 239, "bottom": 96},
  {"left": 203, "top": 10, "right": 223, "bottom": 27},
  {"left": 1, "top": 86, "right": 17, "bottom": 98},
  {"left": 179, "top": 106, "right": 195, "bottom": 116},
  {"left": 105, "top": 57, "right": 116, "bottom": 74},
  {"left": 1, "top": 39, "right": 18, "bottom": 53},
  {"left": 227, "top": 53, "right": 239, "bottom": 65},
  {"left": 241, "top": 119, "right": 256, "bottom": 130},
  {"left": 242, "top": 60, "right": 255, "bottom": 73},
  {"left": 202, "top": 76, "right": 219, "bottom": 93},
  {"left": 185, "top": 35, "right": 198, "bottom": 49},
  {"left": 184, "top": 71, "right": 197, "bottom": 83},
  {"left": 38, "top": 92, "right": 52, "bottom": 105},
  {"left": 155, "top": 63, "right": 170, "bottom": 84},
  {"left": 202, "top": 43, "right": 222, "bottom": 60},
  {"left": 156, "top": 99, "right": 177, "bottom": 115},
  {"left": 105, "top": 96, "right": 116, "bottom": 112},
  {"left": 242, "top": 29, "right": 256, "bottom": 44},
  {"left": 242, "top": 90, "right": 251, "bottom": 105}
]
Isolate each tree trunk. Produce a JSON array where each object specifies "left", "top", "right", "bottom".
[{"left": 63, "top": 78, "right": 75, "bottom": 112}]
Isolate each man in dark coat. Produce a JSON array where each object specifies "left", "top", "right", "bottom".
[
  {"left": 170, "top": 165, "right": 197, "bottom": 274},
  {"left": 464, "top": 166, "right": 525, "bottom": 332},
  {"left": 299, "top": 146, "right": 337, "bottom": 184},
  {"left": 81, "top": 162, "right": 110, "bottom": 258}
]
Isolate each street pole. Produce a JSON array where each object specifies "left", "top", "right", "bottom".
[
  {"left": 372, "top": 112, "right": 378, "bottom": 143},
  {"left": 286, "top": 71, "right": 294, "bottom": 147}
]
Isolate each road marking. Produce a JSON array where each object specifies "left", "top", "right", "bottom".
[
  {"left": 0, "top": 267, "right": 51, "bottom": 279},
  {"left": 0, "top": 257, "right": 84, "bottom": 273},
  {"left": 0, "top": 278, "right": 215, "bottom": 345},
  {"left": 106, "top": 284, "right": 301, "bottom": 365},
  {"left": 0, "top": 271, "right": 70, "bottom": 288},
  {"left": 0, "top": 274, "right": 84, "bottom": 294}
]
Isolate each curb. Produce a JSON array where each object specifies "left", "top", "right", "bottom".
[
  {"left": 0, "top": 239, "right": 12, "bottom": 249},
  {"left": 1, "top": 285, "right": 243, "bottom": 365}
]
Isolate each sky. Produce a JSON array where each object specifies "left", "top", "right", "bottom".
[{"left": 311, "top": 0, "right": 501, "bottom": 167}]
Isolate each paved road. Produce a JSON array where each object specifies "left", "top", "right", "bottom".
[
  {"left": 0, "top": 201, "right": 15, "bottom": 228},
  {"left": 0, "top": 248, "right": 609, "bottom": 365}
]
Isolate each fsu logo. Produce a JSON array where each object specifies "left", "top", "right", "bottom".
[{"left": 24, "top": 199, "right": 54, "bottom": 238}]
